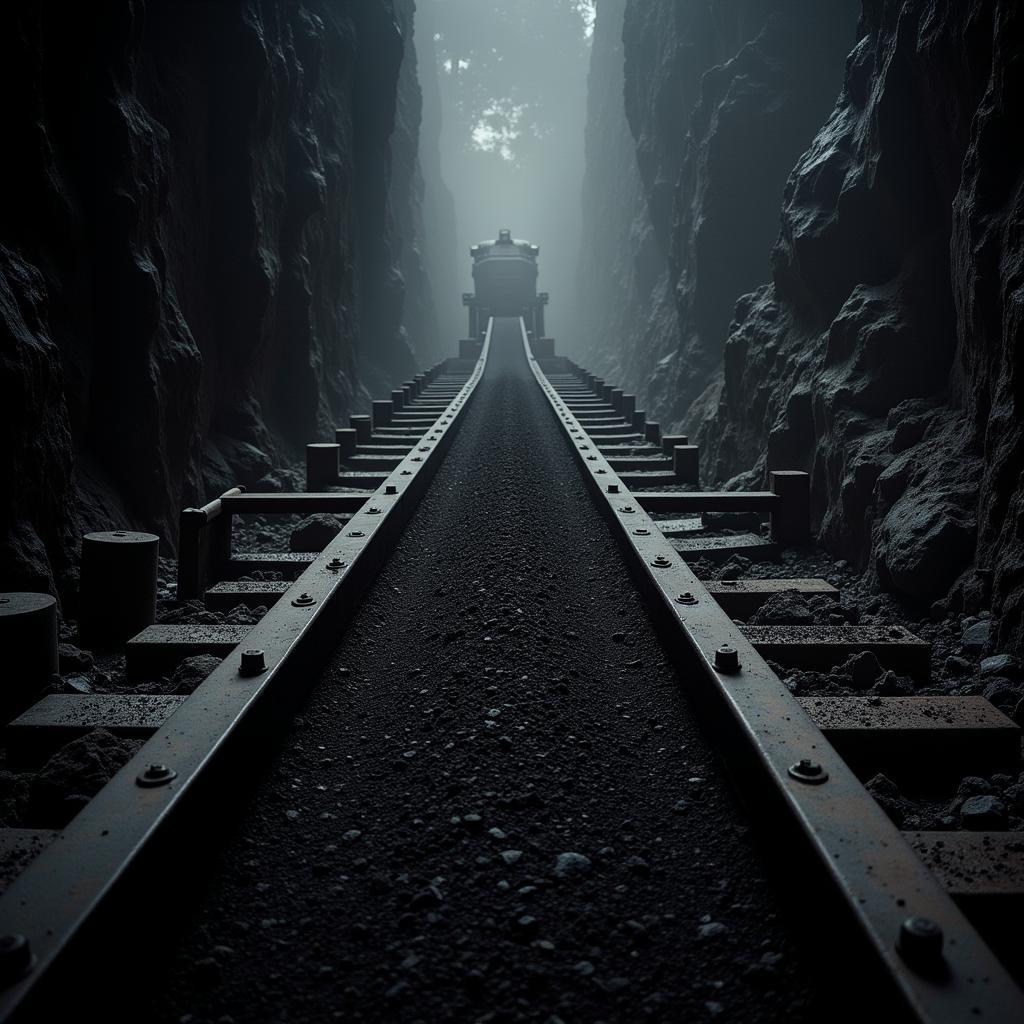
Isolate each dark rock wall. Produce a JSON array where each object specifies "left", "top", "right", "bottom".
[
  {"left": 576, "top": 1, "right": 856, "bottom": 423},
  {"left": 413, "top": 1, "right": 461, "bottom": 350},
  {"left": 388, "top": 2, "right": 443, "bottom": 372},
  {"left": 1, "top": 0, "right": 437, "bottom": 597},
  {"left": 582, "top": 0, "right": 1024, "bottom": 648},
  {"left": 573, "top": 0, "right": 680, "bottom": 390},
  {"left": 698, "top": 0, "right": 1024, "bottom": 646}
]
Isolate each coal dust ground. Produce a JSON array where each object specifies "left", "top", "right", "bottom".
[{"left": 143, "top": 321, "right": 825, "bottom": 1023}]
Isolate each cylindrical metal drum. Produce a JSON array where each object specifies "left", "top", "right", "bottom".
[
  {"left": 0, "top": 592, "right": 58, "bottom": 712},
  {"left": 79, "top": 531, "right": 159, "bottom": 646},
  {"left": 306, "top": 443, "right": 340, "bottom": 491}
]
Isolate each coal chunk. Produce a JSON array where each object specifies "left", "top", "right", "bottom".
[
  {"left": 959, "top": 795, "right": 1007, "bottom": 830},
  {"left": 30, "top": 729, "right": 139, "bottom": 826},
  {"left": 289, "top": 514, "right": 345, "bottom": 552},
  {"left": 747, "top": 591, "right": 814, "bottom": 626}
]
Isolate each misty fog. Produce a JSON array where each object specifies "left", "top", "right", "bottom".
[{"left": 415, "top": 0, "right": 595, "bottom": 344}]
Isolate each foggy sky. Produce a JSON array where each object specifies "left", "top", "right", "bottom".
[{"left": 416, "top": 0, "right": 594, "bottom": 343}]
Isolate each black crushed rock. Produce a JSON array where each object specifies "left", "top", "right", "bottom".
[
  {"left": 746, "top": 591, "right": 814, "bottom": 626},
  {"left": 143, "top": 326, "right": 824, "bottom": 1022},
  {"left": 57, "top": 642, "right": 93, "bottom": 673},
  {"left": 166, "top": 655, "right": 225, "bottom": 696},
  {"left": 29, "top": 728, "right": 141, "bottom": 828},
  {"left": 290, "top": 513, "right": 346, "bottom": 552}
]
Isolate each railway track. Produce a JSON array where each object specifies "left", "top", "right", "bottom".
[
  {"left": 0, "top": 329, "right": 491, "bottom": 1019},
  {"left": 0, "top": 309, "right": 1020, "bottom": 1020},
  {"left": 524, "top": 322, "right": 1024, "bottom": 1021}
]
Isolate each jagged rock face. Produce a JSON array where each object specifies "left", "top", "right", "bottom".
[
  {"left": 1, "top": 0, "right": 434, "bottom": 597},
  {"left": 582, "top": 0, "right": 1024, "bottom": 648},
  {"left": 697, "top": 0, "right": 1024, "bottom": 647},
  {"left": 952, "top": 2, "right": 1024, "bottom": 651},
  {"left": 573, "top": 0, "right": 680, "bottom": 407},
  {"left": 413, "top": 4, "right": 461, "bottom": 349},
  {"left": 388, "top": 2, "right": 444, "bottom": 375},
  {"left": 576, "top": 1, "right": 855, "bottom": 424}
]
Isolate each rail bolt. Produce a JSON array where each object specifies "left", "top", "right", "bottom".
[
  {"left": 327, "top": 558, "right": 347, "bottom": 571},
  {"left": 608, "top": 484, "right": 619, "bottom": 494},
  {"left": 714, "top": 645, "right": 740, "bottom": 673},
  {"left": 385, "top": 485, "right": 398, "bottom": 495},
  {"left": 787, "top": 758, "right": 828, "bottom": 785},
  {"left": 675, "top": 593, "right": 698, "bottom": 606},
  {"left": 137, "top": 763, "right": 177, "bottom": 788},
  {"left": 291, "top": 593, "right": 316, "bottom": 608},
  {"left": 896, "top": 916, "right": 944, "bottom": 970},
  {"left": 0, "top": 934, "right": 33, "bottom": 986},
  {"left": 239, "top": 649, "right": 267, "bottom": 676}
]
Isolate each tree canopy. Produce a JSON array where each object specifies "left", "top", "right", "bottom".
[{"left": 427, "top": 0, "right": 594, "bottom": 167}]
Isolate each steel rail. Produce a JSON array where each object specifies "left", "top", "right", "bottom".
[
  {"left": 523, "top": 321, "right": 1023, "bottom": 1022},
  {"left": 0, "top": 324, "right": 492, "bottom": 1021}
]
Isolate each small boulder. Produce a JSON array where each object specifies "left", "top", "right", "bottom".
[
  {"left": 871, "top": 671, "right": 914, "bottom": 697},
  {"left": 942, "top": 656, "right": 974, "bottom": 678},
  {"left": 866, "top": 774, "right": 907, "bottom": 827},
  {"left": 223, "top": 604, "right": 262, "bottom": 626},
  {"left": 960, "top": 795, "right": 1007, "bottom": 830},
  {"left": 843, "top": 651, "right": 882, "bottom": 691},
  {"left": 876, "top": 495, "right": 975, "bottom": 602},
  {"left": 289, "top": 514, "right": 344, "bottom": 553},
  {"left": 62, "top": 674, "right": 94, "bottom": 694},
  {"left": 980, "top": 654, "right": 1023, "bottom": 679},
  {"left": 553, "top": 852, "right": 591, "bottom": 879},
  {"left": 961, "top": 621, "right": 990, "bottom": 650},
  {"left": 168, "top": 655, "right": 223, "bottom": 695},
  {"left": 624, "top": 855, "right": 651, "bottom": 877},
  {"left": 58, "top": 643, "right": 93, "bottom": 674},
  {"left": 30, "top": 729, "right": 138, "bottom": 827},
  {"left": 747, "top": 591, "right": 814, "bottom": 626},
  {"left": 956, "top": 776, "right": 993, "bottom": 799}
]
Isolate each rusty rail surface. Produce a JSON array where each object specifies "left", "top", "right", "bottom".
[{"left": 523, "top": 321, "right": 1023, "bottom": 1023}]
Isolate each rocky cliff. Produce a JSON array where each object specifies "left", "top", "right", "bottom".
[
  {"left": 696, "top": 0, "right": 1024, "bottom": 647},
  {"left": 573, "top": 0, "right": 679, "bottom": 386},
  {"left": 582, "top": 0, "right": 1024, "bottom": 648},
  {"left": 576, "top": 0, "right": 857, "bottom": 422},
  {"left": 1, "top": 0, "right": 439, "bottom": 600}
]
